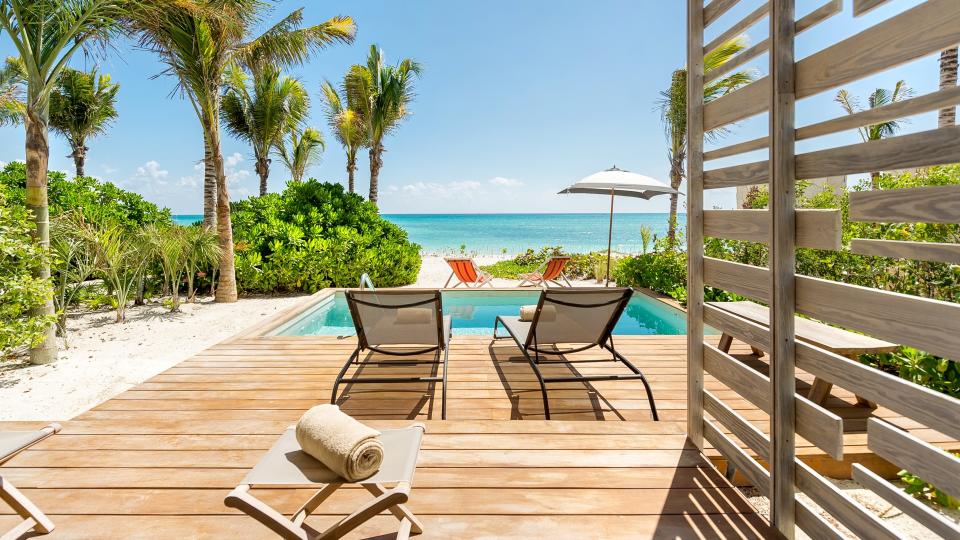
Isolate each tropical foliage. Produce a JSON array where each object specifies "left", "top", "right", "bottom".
[
  {"left": 658, "top": 37, "right": 752, "bottom": 244},
  {"left": 276, "top": 127, "right": 324, "bottom": 183},
  {"left": 481, "top": 247, "right": 622, "bottom": 282},
  {"left": 49, "top": 68, "right": 120, "bottom": 177},
  {"left": 344, "top": 45, "right": 421, "bottom": 205},
  {"left": 320, "top": 78, "right": 365, "bottom": 192},
  {"left": 0, "top": 191, "right": 54, "bottom": 358},
  {"left": 221, "top": 65, "right": 309, "bottom": 195},
  {"left": 835, "top": 81, "right": 913, "bottom": 187},
  {"left": 231, "top": 180, "right": 420, "bottom": 292},
  {"left": 0, "top": 0, "right": 130, "bottom": 363}
]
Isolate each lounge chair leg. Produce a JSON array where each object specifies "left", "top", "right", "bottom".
[
  {"left": 441, "top": 347, "right": 449, "bottom": 420},
  {"left": 444, "top": 272, "right": 455, "bottom": 288},
  {"left": 0, "top": 477, "right": 55, "bottom": 536},
  {"left": 292, "top": 482, "right": 342, "bottom": 527},
  {"left": 331, "top": 347, "right": 361, "bottom": 405},
  {"left": 364, "top": 483, "right": 424, "bottom": 534},
  {"left": 639, "top": 374, "right": 659, "bottom": 421},
  {"left": 224, "top": 485, "right": 310, "bottom": 540},
  {"left": 317, "top": 486, "right": 408, "bottom": 539}
]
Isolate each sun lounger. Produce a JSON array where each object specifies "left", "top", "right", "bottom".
[
  {"left": 493, "top": 288, "right": 658, "bottom": 420},
  {"left": 225, "top": 423, "right": 426, "bottom": 540},
  {"left": 1, "top": 423, "right": 61, "bottom": 539},
  {"left": 518, "top": 256, "right": 573, "bottom": 288},
  {"left": 443, "top": 257, "right": 494, "bottom": 288},
  {"left": 332, "top": 290, "right": 451, "bottom": 419}
]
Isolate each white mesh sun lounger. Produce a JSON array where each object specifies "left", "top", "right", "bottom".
[
  {"left": 1, "top": 423, "right": 61, "bottom": 539},
  {"left": 225, "top": 424, "right": 426, "bottom": 540}
]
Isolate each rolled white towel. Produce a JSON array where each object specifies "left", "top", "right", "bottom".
[
  {"left": 519, "top": 304, "right": 556, "bottom": 322},
  {"left": 295, "top": 404, "right": 383, "bottom": 482}
]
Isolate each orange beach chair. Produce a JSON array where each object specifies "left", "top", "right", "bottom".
[
  {"left": 444, "top": 257, "right": 494, "bottom": 288},
  {"left": 519, "top": 256, "right": 572, "bottom": 288}
]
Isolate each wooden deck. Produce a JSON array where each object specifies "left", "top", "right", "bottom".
[{"left": 1, "top": 331, "right": 953, "bottom": 538}]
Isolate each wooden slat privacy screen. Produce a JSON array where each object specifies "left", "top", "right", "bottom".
[{"left": 687, "top": 1, "right": 960, "bottom": 538}]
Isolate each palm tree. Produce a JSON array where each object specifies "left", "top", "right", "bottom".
[
  {"left": 276, "top": 127, "right": 323, "bottom": 183},
  {"left": 320, "top": 79, "right": 365, "bottom": 192},
  {"left": 835, "top": 81, "right": 913, "bottom": 187},
  {"left": 939, "top": 48, "right": 958, "bottom": 127},
  {"left": 0, "top": 56, "right": 25, "bottom": 126},
  {"left": 345, "top": 45, "right": 421, "bottom": 206},
  {"left": 130, "top": 2, "right": 355, "bottom": 302},
  {"left": 221, "top": 65, "right": 309, "bottom": 195},
  {"left": 0, "top": 0, "right": 129, "bottom": 364},
  {"left": 49, "top": 68, "right": 120, "bottom": 177},
  {"left": 658, "top": 38, "right": 752, "bottom": 245}
]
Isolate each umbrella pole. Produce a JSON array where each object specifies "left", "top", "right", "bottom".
[{"left": 605, "top": 188, "right": 614, "bottom": 287}]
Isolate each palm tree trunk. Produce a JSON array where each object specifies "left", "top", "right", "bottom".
[
  {"left": 207, "top": 117, "right": 237, "bottom": 303},
  {"left": 256, "top": 156, "right": 269, "bottom": 196},
  {"left": 71, "top": 144, "right": 86, "bottom": 177},
  {"left": 368, "top": 144, "right": 382, "bottom": 206},
  {"left": 870, "top": 171, "right": 881, "bottom": 189},
  {"left": 347, "top": 157, "right": 355, "bottom": 193},
  {"left": 666, "top": 153, "right": 684, "bottom": 247},
  {"left": 939, "top": 47, "right": 958, "bottom": 128},
  {"left": 24, "top": 111, "right": 58, "bottom": 365},
  {"left": 203, "top": 132, "right": 217, "bottom": 230}
]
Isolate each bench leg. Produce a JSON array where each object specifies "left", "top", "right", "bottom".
[
  {"left": 718, "top": 333, "right": 733, "bottom": 353},
  {"left": 807, "top": 378, "right": 833, "bottom": 405},
  {"left": 750, "top": 346, "right": 764, "bottom": 358}
]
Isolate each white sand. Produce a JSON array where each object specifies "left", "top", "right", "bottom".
[{"left": 0, "top": 295, "right": 308, "bottom": 421}]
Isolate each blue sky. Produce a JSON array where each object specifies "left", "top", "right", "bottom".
[{"left": 0, "top": 0, "right": 941, "bottom": 214}]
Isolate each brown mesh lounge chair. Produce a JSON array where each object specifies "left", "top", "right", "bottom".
[
  {"left": 332, "top": 290, "right": 451, "bottom": 419},
  {"left": 1, "top": 423, "right": 61, "bottom": 539},
  {"left": 518, "top": 256, "right": 573, "bottom": 288},
  {"left": 493, "top": 288, "right": 658, "bottom": 420},
  {"left": 443, "top": 257, "right": 494, "bottom": 288},
  {"left": 225, "top": 423, "right": 426, "bottom": 540}
]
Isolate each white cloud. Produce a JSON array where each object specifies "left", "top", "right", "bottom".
[
  {"left": 134, "top": 160, "right": 169, "bottom": 184},
  {"left": 489, "top": 176, "right": 523, "bottom": 187},
  {"left": 397, "top": 180, "right": 484, "bottom": 200},
  {"left": 0, "top": 160, "right": 6, "bottom": 168},
  {"left": 177, "top": 162, "right": 204, "bottom": 187},
  {"left": 225, "top": 152, "right": 243, "bottom": 168},
  {"left": 101, "top": 164, "right": 117, "bottom": 174}
]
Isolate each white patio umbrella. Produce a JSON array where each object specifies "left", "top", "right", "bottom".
[{"left": 559, "top": 166, "right": 679, "bottom": 286}]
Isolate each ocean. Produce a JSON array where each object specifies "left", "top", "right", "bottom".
[{"left": 171, "top": 213, "right": 682, "bottom": 256}]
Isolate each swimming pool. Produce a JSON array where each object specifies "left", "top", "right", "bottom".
[{"left": 271, "top": 290, "right": 698, "bottom": 336}]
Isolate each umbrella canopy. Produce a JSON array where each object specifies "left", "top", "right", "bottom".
[
  {"left": 558, "top": 166, "right": 678, "bottom": 199},
  {"left": 558, "top": 166, "right": 678, "bottom": 286}
]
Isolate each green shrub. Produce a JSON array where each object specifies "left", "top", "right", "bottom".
[
  {"left": 231, "top": 180, "right": 421, "bottom": 292},
  {"left": 481, "top": 247, "right": 619, "bottom": 281},
  {"left": 899, "top": 456, "right": 960, "bottom": 509},
  {"left": 0, "top": 192, "right": 55, "bottom": 357},
  {"left": 0, "top": 162, "right": 171, "bottom": 227}
]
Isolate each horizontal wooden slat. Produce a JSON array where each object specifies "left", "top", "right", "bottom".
[
  {"left": 795, "top": 274, "right": 960, "bottom": 361},
  {"left": 704, "top": 0, "right": 960, "bottom": 131},
  {"left": 850, "top": 239, "right": 960, "bottom": 264},
  {"left": 795, "top": 342, "right": 960, "bottom": 442},
  {"left": 868, "top": 418, "right": 960, "bottom": 499},
  {"left": 703, "top": 344, "right": 845, "bottom": 459},
  {"left": 703, "top": 0, "right": 741, "bottom": 27},
  {"left": 853, "top": 0, "right": 891, "bottom": 17},
  {"left": 796, "top": 462, "right": 900, "bottom": 540},
  {"left": 703, "top": 304, "right": 771, "bottom": 352},
  {"left": 702, "top": 417, "right": 770, "bottom": 491},
  {"left": 703, "top": 257, "right": 769, "bottom": 302},
  {"left": 796, "top": 126, "right": 960, "bottom": 181},
  {"left": 796, "top": 502, "right": 847, "bottom": 540},
  {"left": 703, "top": 390, "right": 769, "bottom": 460},
  {"left": 703, "top": 209, "right": 841, "bottom": 250},
  {"left": 703, "top": 160, "right": 767, "bottom": 189},
  {"left": 797, "top": 0, "right": 960, "bottom": 98},
  {"left": 849, "top": 184, "right": 960, "bottom": 224},
  {"left": 852, "top": 464, "right": 960, "bottom": 540},
  {"left": 706, "top": 84, "right": 960, "bottom": 160},
  {"left": 704, "top": 0, "right": 842, "bottom": 84},
  {"left": 704, "top": 3, "right": 768, "bottom": 56}
]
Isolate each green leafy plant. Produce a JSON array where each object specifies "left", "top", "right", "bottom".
[
  {"left": 50, "top": 212, "right": 95, "bottom": 344},
  {"left": 899, "top": 456, "right": 960, "bottom": 509},
  {"left": 142, "top": 224, "right": 188, "bottom": 312},
  {"left": 231, "top": 180, "right": 420, "bottom": 292},
  {"left": 0, "top": 191, "right": 55, "bottom": 358},
  {"left": 80, "top": 220, "right": 150, "bottom": 323},
  {"left": 183, "top": 225, "right": 221, "bottom": 302}
]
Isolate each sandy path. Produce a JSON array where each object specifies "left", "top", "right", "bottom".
[{"left": 0, "top": 295, "right": 308, "bottom": 421}]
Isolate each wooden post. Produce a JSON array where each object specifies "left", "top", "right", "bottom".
[
  {"left": 769, "top": 0, "right": 797, "bottom": 536},
  {"left": 686, "top": 0, "right": 705, "bottom": 450}
]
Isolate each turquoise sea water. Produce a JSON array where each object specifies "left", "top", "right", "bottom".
[
  {"left": 171, "top": 212, "right": 684, "bottom": 255},
  {"left": 273, "top": 290, "right": 690, "bottom": 337}
]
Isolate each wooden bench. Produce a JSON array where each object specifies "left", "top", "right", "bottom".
[{"left": 707, "top": 301, "right": 899, "bottom": 406}]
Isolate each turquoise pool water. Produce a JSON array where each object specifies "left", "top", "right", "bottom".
[{"left": 272, "top": 290, "right": 696, "bottom": 337}]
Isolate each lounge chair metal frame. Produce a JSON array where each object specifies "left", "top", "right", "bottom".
[
  {"left": 518, "top": 256, "right": 573, "bottom": 288},
  {"left": 225, "top": 425, "right": 425, "bottom": 540},
  {"left": 443, "top": 257, "right": 494, "bottom": 288},
  {"left": 493, "top": 289, "right": 658, "bottom": 421},
  {"left": 1, "top": 423, "right": 61, "bottom": 539},
  {"left": 332, "top": 290, "right": 451, "bottom": 419}
]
